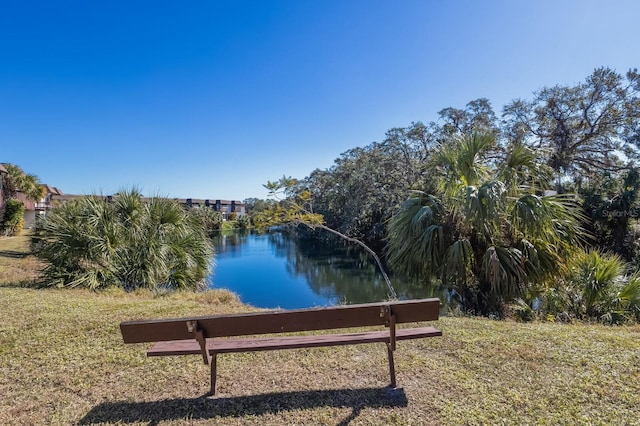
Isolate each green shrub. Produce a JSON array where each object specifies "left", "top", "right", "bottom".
[
  {"left": 188, "top": 206, "right": 223, "bottom": 235},
  {"left": 221, "top": 220, "right": 239, "bottom": 231},
  {"left": 564, "top": 250, "right": 640, "bottom": 324},
  {"left": 237, "top": 214, "right": 250, "bottom": 229},
  {"left": 514, "top": 250, "right": 640, "bottom": 324},
  {"left": 1, "top": 199, "right": 25, "bottom": 236},
  {"left": 31, "top": 189, "right": 213, "bottom": 291},
  {"left": 511, "top": 298, "right": 535, "bottom": 322}
]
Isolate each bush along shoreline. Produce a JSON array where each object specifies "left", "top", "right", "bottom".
[{"left": 30, "top": 189, "right": 213, "bottom": 291}]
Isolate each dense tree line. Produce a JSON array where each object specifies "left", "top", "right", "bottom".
[
  {"left": 255, "top": 67, "right": 640, "bottom": 321},
  {"left": 303, "top": 121, "right": 434, "bottom": 246}
]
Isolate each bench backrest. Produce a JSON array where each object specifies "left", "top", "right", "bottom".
[{"left": 120, "top": 298, "right": 440, "bottom": 344}]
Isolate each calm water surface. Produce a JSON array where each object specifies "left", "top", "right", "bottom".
[{"left": 207, "top": 230, "right": 442, "bottom": 309}]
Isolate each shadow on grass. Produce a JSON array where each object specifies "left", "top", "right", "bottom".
[
  {"left": 0, "top": 250, "right": 29, "bottom": 259},
  {"left": 78, "top": 387, "right": 407, "bottom": 426}
]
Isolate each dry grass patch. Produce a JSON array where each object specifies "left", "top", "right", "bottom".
[{"left": 0, "top": 234, "right": 43, "bottom": 286}]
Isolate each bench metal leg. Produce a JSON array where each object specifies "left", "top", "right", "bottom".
[
  {"left": 386, "top": 343, "right": 397, "bottom": 388},
  {"left": 210, "top": 353, "right": 217, "bottom": 395}
]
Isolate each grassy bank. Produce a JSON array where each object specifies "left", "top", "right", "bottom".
[{"left": 1, "top": 235, "right": 639, "bottom": 425}]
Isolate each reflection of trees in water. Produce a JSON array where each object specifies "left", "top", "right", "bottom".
[
  {"left": 268, "top": 230, "right": 444, "bottom": 304},
  {"left": 211, "top": 229, "right": 250, "bottom": 257}
]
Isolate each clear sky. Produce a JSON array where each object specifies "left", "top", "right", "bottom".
[{"left": 1, "top": 0, "right": 638, "bottom": 200}]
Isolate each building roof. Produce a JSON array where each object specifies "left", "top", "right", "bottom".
[
  {"left": 0, "top": 164, "right": 7, "bottom": 174},
  {"left": 43, "top": 184, "right": 63, "bottom": 196}
]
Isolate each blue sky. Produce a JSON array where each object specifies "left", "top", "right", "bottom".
[{"left": 1, "top": 0, "right": 638, "bottom": 200}]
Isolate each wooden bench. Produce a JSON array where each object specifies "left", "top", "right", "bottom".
[{"left": 120, "top": 298, "right": 442, "bottom": 394}]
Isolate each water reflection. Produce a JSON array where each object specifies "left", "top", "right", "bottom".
[
  {"left": 212, "top": 229, "right": 248, "bottom": 256},
  {"left": 209, "top": 230, "right": 443, "bottom": 309}
]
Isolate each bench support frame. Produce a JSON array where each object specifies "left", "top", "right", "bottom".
[
  {"left": 210, "top": 353, "right": 218, "bottom": 394},
  {"left": 187, "top": 320, "right": 212, "bottom": 365},
  {"left": 387, "top": 343, "right": 397, "bottom": 388}
]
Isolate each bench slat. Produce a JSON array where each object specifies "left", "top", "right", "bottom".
[
  {"left": 147, "top": 326, "right": 442, "bottom": 356},
  {"left": 121, "top": 298, "right": 440, "bottom": 343}
]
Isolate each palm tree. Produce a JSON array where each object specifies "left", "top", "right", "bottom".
[
  {"left": 31, "top": 189, "right": 213, "bottom": 290},
  {"left": 386, "top": 132, "right": 585, "bottom": 315},
  {"left": 1, "top": 163, "right": 46, "bottom": 202},
  {"left": 565, "top": 250, "right": 640, "bottom": 323}
]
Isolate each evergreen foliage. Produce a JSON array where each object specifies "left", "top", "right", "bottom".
[
  {"left": 529, "top": 250, "right": 640, "bottom": 324},
  {"left": 1, "top": 199, "right": 25, "bottom": 236},
  {"left": 386, "top": 133, "right": 585, "bottom": 315},
  {"left": 1, "top": 163, "right": 45, "bottom": 203},
  {"left": 31, "top": 189, "right": 213, "bottom": 290},
  {"left": 188, "top": 206, "right": 224, "bottom": 235}
]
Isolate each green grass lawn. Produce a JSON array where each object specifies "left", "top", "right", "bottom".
[{"left": 1, "top": 235, "right": 639, "bottom": 425}]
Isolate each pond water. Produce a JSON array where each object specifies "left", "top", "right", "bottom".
[{"left": 207, "top": 230, "right": 443, "bottom": 309}]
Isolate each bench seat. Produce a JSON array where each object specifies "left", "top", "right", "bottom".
[{"left": 148, "top": 326, "right": 442, "bottom": 356}]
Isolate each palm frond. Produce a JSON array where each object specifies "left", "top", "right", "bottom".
[
  {"left": 444, "top": 238, "right": 473, "bottom": 285},
  {"left": 482, "top": 246, "right": 527, "bottom": 299},
  {"left": 463, "top": 181, "right": 506, "bottom": 240},
  {"left": 498, "top": 143, "right": 553, "bottom": 193},
  {"left": 387, "top": 192, "right": 446, "bottom": 278}
]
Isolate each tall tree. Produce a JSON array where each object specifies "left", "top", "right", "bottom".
[
  {"left": 438, "top": 98, "right": 500, "bottom": 137},
  {"left": 580, "top": 169, "right": 640, "bottom": 261},
  {"left": 300, "top": 102, "right": 499, "bottom": 249},
  {"left": 503, "top": 67, "right": 640, "bottom": 182},
  {"left": 386, "top": 132, "right": 584, "bottom": 315},
  {"left": 304, "top": 121, "right": 437, "bottom": 246},
  {"left": 1, "top": 163, "right": 45, "bottom": 203}
]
